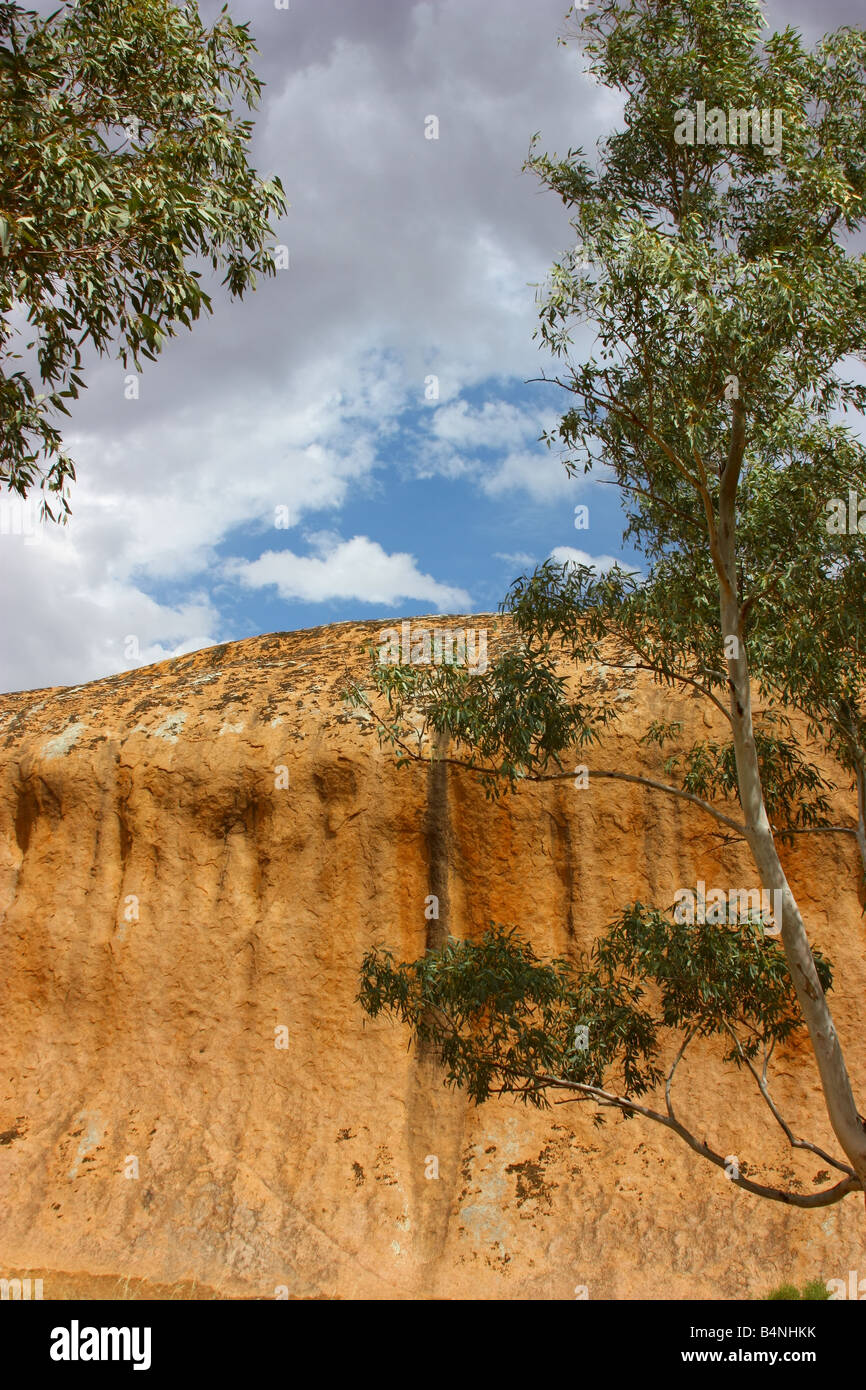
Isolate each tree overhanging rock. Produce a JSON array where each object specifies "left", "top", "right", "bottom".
[{"left": 0, "top": 617, "right": 863, "bottom": 1299}]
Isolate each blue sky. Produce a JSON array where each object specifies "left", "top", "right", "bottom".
[
  {"left": 1, "top": 0, "right": 856, "bottom": 692},
  {"left": 206, "top": 373, "right": 633, "bottom": 637}
]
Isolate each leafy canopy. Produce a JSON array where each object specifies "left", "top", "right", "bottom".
[
  {"left": 524, "top": 0, "right": 866, "bottom": 799},
  {"left": 0, "top": 0, "right": 286, "bottom": 515},
  {"left": 359, "top": 915, "right": 831, "bottom": 1115}
]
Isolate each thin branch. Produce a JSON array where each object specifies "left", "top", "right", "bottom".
[
  {"left": 348, "top": 684, "right": 749, "bottom": 834},
  {"left": 528, "top": 369, "right": 703, "bottom": 499},
  {"left": 602, "top": 658, "right": 732, "bottom": 723},
  {"left": 596, "top": 475, "right": 697, "bottom": 531},
  {"left": 531, "top": 768, "right": 748, "bottom": 835},
  {"left": 771, "top": 824, "right": 859, "bottom": 839},
  {"left": 538, "top": 1073, "right": 860, "bottom": 1208},
  {"left": 665, "top": 1028, "right": 694, "bottom": 1121},
  {"left": 721, "top": 1022, "right": 856, "bottom": 1177}
]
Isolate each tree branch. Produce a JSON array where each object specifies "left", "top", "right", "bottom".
[
  {"left": 721, "top": 1023, "right": 856, "bottom": 1177},
  {"left": 538, "top": 1073, "right": 861, "bottom": 1208},
  {"left": 665, "top": 1027, "right": 694, "bottom": 1120},
  {"left": 601, "top": 658, "right": 732, "bottom": 723},
  {"left": 349, "top": 684, "right": 748, "bottom": 833}
]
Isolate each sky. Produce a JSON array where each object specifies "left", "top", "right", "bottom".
[{"left": 1, "top": 0, "right": 864, "bottom": 694}]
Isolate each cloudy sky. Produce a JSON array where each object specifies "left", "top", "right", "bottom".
[{"left": 1, "top": 0, "right": 863, "bottom": 693}]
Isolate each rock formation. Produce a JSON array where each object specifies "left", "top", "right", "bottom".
[{"left": 0, "top": 616, "right": 864, "bottom": 1299}]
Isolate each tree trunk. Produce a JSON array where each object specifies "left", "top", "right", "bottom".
[{"left": 716, "top": 407, "right": 866, "bottom": 1186}]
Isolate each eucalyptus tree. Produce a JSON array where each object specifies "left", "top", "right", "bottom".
[
  {"left": 618, "top": 474, "right": 866, "bottom": 875},
  {"left": 0, "top": 0, "right": 286, "bottom": 516},
  {"left": 351, "top": 0, "right": 866, "bottom": 1207}
]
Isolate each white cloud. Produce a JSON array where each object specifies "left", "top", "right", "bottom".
[
  {"left": 549, "top": 546, "right": 631, "bottom": 573},
  {"left": 430, "top": 399, "right": 547, "bottom": 451},
  {"left": 494, "top": 550, "right": 535, "bottom": 568},
  {"left": 0, "top": 524, "right": 221, "bottom": 693},
  {"left": 225, "top": 534, "right": 470, "bottom": 610},
  {"left": 482, "top": 449, "right": 577, "bottom": 502},
  {"left": 416, "top": 400, "right": 573, "bottom": 495}
]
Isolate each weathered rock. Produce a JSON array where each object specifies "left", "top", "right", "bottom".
[{"left": 0, "top": 616, "right": 864, "bottom": 1299}]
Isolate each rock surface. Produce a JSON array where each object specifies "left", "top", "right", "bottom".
[{"left": 0, "top": 616, "right": 864, "bottom": 1299}]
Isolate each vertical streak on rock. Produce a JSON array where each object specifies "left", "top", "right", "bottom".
[
  {"left": 406, "top": 728, "right": 467, "bottom": 1293},
  {"left": 423, "top": 728, "right": 451, "bottom": 953},
  {"left": 552, "top": 786, "right": 577, "bottom": 947}
]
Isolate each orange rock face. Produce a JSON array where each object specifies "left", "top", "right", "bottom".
[{"left": 0, "top": 616, "right": 864, "bottom": 1299}]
